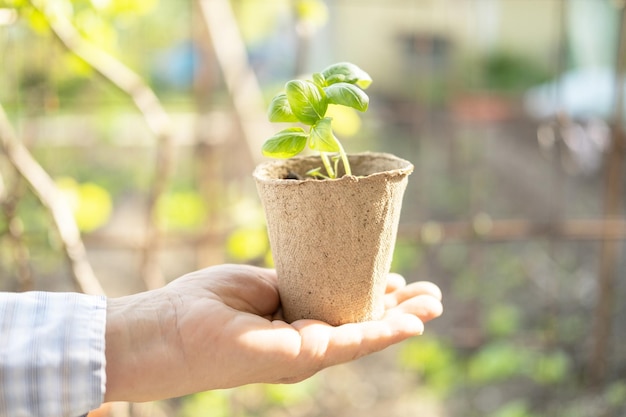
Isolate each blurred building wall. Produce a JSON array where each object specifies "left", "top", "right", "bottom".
[{"left": 325, "top": 0, "right": 561, "bottom": 96}]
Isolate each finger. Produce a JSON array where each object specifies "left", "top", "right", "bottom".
[
  {"left": 270, "top": 305, "right": 284, "bottom": 321},
  {"left": 291, "top": 313, "right": 423, "bottom": 371},
  {"left": 385, "top": 281, "right": 442, "bottom": 308},
  {"left": 385, "top": 273, "right": 406, "bottom": 294},
  {"left": 389, "top": 294, "right": 443, "bottom": 323}
]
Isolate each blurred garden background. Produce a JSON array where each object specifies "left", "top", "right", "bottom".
[{"left": 1, "top": 0, "right": 625, "bottom": 416}]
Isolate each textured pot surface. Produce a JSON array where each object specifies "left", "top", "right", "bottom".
[{"left": 254, "top": 152, "right": 413, "bottom": 325}]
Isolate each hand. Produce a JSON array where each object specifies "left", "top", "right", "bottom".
[{"left": 103, "top": 264, "right": 442, "bottom": 402}]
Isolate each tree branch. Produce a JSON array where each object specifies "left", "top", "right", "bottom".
[
  {"left": 0, "top": 171, "right": 34, "bottom": 291},
  {"left": 30, "top": 0, "right": 173, "bottom": 289},
  {"left": 198, "top": 0, "right": 273, "bottom": 165},
  {"left": 0, "top": 103, "right": 104, "bottom": 295}
]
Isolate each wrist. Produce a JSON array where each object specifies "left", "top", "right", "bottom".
[{"left": 104, "top": 289, "right": 183, "bottom": 402}]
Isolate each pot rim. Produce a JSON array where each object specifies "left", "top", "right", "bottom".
[{"left": 253, "top": 151, "right": 414, "bottom": 184}]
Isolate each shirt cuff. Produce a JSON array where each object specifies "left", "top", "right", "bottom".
[{"left": 0, "top": 291, "right": 107, "bottom": 417}]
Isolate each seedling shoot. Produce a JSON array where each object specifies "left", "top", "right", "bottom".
[{"left": 261, "top": 62, "right": 372, "bottom": 179}]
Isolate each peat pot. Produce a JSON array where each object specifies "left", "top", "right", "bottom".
[{"left": 253, "top": 152, "right": 414, "bottom": 326}]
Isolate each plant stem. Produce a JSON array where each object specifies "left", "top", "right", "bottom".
[
  {"left": 337, "top": 140, "right": 352, "bottom": 176},
  {"left": 320, "top": 152, "right": 336, "bottom": 178}
]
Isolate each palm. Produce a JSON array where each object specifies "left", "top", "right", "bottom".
[{"left": 166, "top": 264, "right": 442, "bottom": 389}]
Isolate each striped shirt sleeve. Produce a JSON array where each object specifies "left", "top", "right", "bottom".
[{"left": 0, "top": 292, "right": 107, "bottom": 417}]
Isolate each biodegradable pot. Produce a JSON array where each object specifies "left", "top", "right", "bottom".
[{"left": 253, "top": 152, "right": 413, "bottom": 326}]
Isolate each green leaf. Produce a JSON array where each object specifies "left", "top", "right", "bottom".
[
  {"left": 262, "top": 128, "right": 308, "bottom": 158},
  {"left": 267, "top": 93, "right": 298, "bottom": 123},
  {"left": 324, "top": 82, "right": 369, "bottom": 112},
  {"left": 321, "top": 62, "right": 372, "bottom": 89},
  {"left": 312, "top": 72, "right": 326, "bottom": 88},
  {"left": 309, "top": 118, "right": 339, "bottom": 153},
  {"left": 285, "top": 80, "right": 327, "bottom": 125}
]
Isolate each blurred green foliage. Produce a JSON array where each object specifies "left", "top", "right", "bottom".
[
  {"left": 263, "top": 381, "right": 317, "bottom": 407},
  {"left": 486, "top": 304, "right": 521, "bottom": 337},
  {"left": 226, "top": 226, "right": 268, "bottom": 262},
  {"left": 461, "top": 51, "right": 551, "bottom": 94},
  {"left": 295, "top": 0, "right": 328, "bottom": 29},
  {"left": 605, "top": 381, "right": 626, "bottom": 408},
  {"left": 157, "top": 190, "right": 207, "bottom": 232},
  {"left": 56, "top": 177, "right": 113, "bottom": 232},
  {"left": 466, "top": 341, "right": 570, "bottom": 385},
  {"left": 224, "top": 198, "right": 271, "bottom": 264},
  {"left": 178, "top": 379, "right": 318, "bottom": 417},
  {"left": 480, "top": 51, "right": 550, "bottom": 93},
  {"left": 233, "top": 0, "right": 289, "bottom": 46},
  {"left": 179, "top": 390, "right": 230, "bottom": 417},
  {"left": 391, "top": 240, "right": 424, "bottom": 275},
  {"left": 489, "top": 401, "right": 536, "bottom": 417},
  {"left": 400, "top": 336, "right": 459, "bottom": 396}
]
